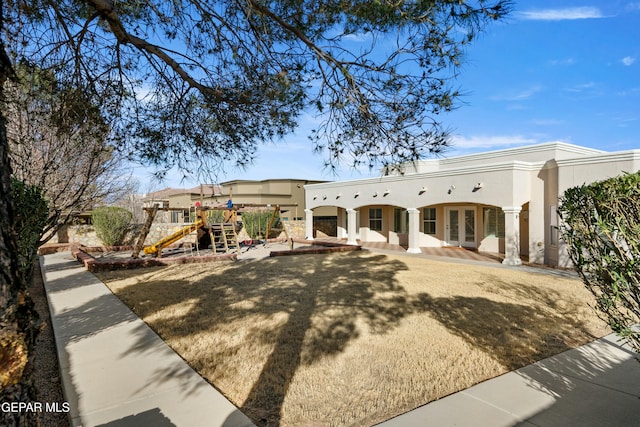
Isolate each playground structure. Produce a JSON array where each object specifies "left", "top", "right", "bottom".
[
  {"left": 50, "top": 201, "right": 358, "bottom": 273},
  {"left": 132, "top": 203, "right": 292, "bottom": 259}
]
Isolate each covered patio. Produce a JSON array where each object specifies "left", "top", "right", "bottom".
[{"left": 312, "top": 237, "right": 506, "bottom": 264}]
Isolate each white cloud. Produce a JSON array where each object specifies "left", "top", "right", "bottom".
[
  {"left": 531, "top": 118, "right": 565, "bottom": 126},
  {"left": 563, "top": 81, "right": 597, "bottom": 93},
  {"left": 627, "top": 3, "right": 640, "bottom": 11},
  {"left": 450, "top": 135, "right": 537, "bottom": 150},
  {"left": 491, "top": 85, "right": 543, "bottom": 101},
  {"left": 616, "top": 86, "right": 640, "bottom": 96},
  {"left": 548, "top": 57, "right": 576, "bottom": 66},
  {"left": 518, "top": 7, "right": 604, "bottom": 21},
  {"left": 622, "top": 56, "right": 636, "bottom": 66},
  {"left": 343, "top": 32, "right": 373, "bottom": 43}
]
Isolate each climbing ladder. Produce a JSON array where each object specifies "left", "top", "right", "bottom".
[{"left": 211, "top": 223, "right": 239, "bottom": 254}]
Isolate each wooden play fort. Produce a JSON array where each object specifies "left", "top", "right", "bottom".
[{"left": 131, "top": 203, "right": 290, "bottom": 258}]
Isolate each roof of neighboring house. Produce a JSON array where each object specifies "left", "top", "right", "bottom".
[
  {"left": 144, "top": 184, "right": 222, "bottom": 201},
  {"left": 220, "top": 178, "right": 328, "bottom": 185},
  {"left": 146, "top": 179, "right": 331, "bottom": 202}
]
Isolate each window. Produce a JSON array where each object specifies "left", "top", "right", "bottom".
[
  {"left": 423, "top": 207, "right": 436, "bottom": 235},
  {"left": 393, "top": 208, "right": 408, "bottom": 233},
  {"left": 171, "top": 210, "right": 190, "bottom": 223},
  {"left": 369, "top": 208, "right": 383, "bottom": 231},
  {"left": 483, "top": 207, "right": 505, "bottom": 238}
]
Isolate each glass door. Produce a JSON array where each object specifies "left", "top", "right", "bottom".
[
  {"left": 446, "top": 207, "right": 476, "bottom": 247},
  {"left": 464, "top": 209, "right": 476, "bottom": 246},
  {"left": 446, "top": 208, "right": 460, "bottom": 246}
]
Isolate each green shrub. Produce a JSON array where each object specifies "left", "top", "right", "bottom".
[
  {"left": 92, "top": 206, "right": 133, "bottom": 246},
  {"left": 558, "top": 171, "right": 640, "bottom": 351},
  {"left": 241, "top": 209, "right": 279, "bottom": 239},
  {"left": 206, "top": 209, "right": 225, "bottom": 223},
  {"left": 11, "top": 178, "right": 49, "bottom": 281}
]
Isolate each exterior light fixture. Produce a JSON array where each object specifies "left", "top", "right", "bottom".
[
  {"left": 336, "top": 193, "right": 341, "bottom": 199},
  {"left": 474, "top": 182, "right": 484, "bottom": 190},
  {"left": 373, "top": 191, "right": 379, "bottom": 197},
  {"left": 354, "top": 192, "right": 360, "bottom": 198},
  {"left": 448, "top": 185, "right": 456, "bottom": 195},
  {"left": 419, "top": 187, "right": 427, "bottom": 195},
  {"left": 383, "top": 189, "right": 390, "bottom": 196},
  {"left": 313, "top": 195, "right": 318, "bottom": 200},
  {"left": 323, "top": 195, "right": 327, "bottom": 200}
]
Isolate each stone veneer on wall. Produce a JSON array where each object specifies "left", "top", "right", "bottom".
[{"left": 48, "top": 220, "right": 308, "bottom": 247}]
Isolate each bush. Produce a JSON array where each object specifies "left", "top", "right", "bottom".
[
  {"left": 92, "top": 206, "right": 133, "bottom": 246},
  {"left": 241, "top": 209, "right": 279, "bottom": 239},
  {"left": 206, "top": 209, "right": 225, "bottom": 223},
  {"left": 558, "top": 171, "right": 640, "bottom": 351},
  {"left": 11, "top": 178, "right": 48, "bottom": 281}
]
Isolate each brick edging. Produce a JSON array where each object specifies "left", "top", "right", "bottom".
[
  {"left": 270, "top": 239, "right": 361, "bottom": 257},
  {"left": 71, "top": 247, "right": 236, "bottom": 272}
]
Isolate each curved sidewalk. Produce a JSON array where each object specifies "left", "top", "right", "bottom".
[
  {"left": 41, "top": 251, "right": 640, "bottom": 426},
  {"left": 40, "top": 251, "right": 255, "bottom": 427}
]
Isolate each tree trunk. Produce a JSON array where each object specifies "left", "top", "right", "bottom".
[{"left": 1, "top": 33, "right": 40, "bottom": 426}]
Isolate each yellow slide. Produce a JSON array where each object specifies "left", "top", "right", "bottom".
[{"left": 143, "top": 220, "right": 204, "bottom": 255}]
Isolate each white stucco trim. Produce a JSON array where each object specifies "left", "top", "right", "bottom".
[
  {"left": 555, "top": 150, "right": 640, "bottom": 167},
  {"left": 406, "top": 208, "right": 421, "bottom": 253},
  {"left": 304, "top": 209, "right": 314, "bottom": 240},
  {"left": 346, "top": 209, "right": 358, "bottom": 245}
]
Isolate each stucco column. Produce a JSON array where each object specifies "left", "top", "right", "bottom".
[
  {"left": 502, "top": 206, "right": 522, "bottom": 265},
  {"left": 304, "top": 209, "right": 314, "bottom": 240},
  {"left": 346, "top": 209, "right": 358, "bottom": 245},
  {"left": 407, "top": 208, "right": 421, "bottom": 254},
  {"left": 337, "top": 208, "right": 347, "bottom": 239}
]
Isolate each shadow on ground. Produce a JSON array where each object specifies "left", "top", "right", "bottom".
[{"left": 101, "top": 251, "right": 600, "bottom": 426}]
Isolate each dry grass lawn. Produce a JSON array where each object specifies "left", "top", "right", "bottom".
[{"left": 97, "top": 251, "right": 608, "bottom": 426}]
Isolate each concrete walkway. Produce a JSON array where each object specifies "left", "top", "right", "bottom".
[
  {"left": 377, "top": 333, "right": 640, "bottom": 426},
  {"left": 41, "top": 251, "right": 640, "bottom": 427},
  {"left": 40, "top": 251, "right": 255, "bottom": 427}
]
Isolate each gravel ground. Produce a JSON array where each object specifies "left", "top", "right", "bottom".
[{"left": 28, "top": 261, "right": 70, "bottom": 427}]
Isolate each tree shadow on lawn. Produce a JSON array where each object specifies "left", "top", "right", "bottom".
[
  {"left": 413, "top": 293, "right": 597, "bottom": 372},
  {"left": 106, "top": 252, "right": 599, "bottom": 426}
]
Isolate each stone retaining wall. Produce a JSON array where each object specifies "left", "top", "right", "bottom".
[
  {"left": 282, "top": 220, "right": 306, "bottom": 239},
  {"left": 49, "top": 220, "right": 307, "bottom": 247}
]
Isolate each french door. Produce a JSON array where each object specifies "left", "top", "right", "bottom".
[{"left": 445, "top": 206, "right": 476, "bottom": 248}]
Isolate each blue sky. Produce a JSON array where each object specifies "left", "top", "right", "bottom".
[{"left": 139, "top": 2, "right": 640, "bottom": 189}]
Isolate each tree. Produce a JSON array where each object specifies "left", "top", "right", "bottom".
[
  {"left": 0, "top": 37, "right": 40, "bottom": 427},
  {"left": 559, "top": 172, "right": 640, "bottom": 352},
  {"left": 1, "top": 0, "right": 512, "bottom": 416},
  {"left": 5, "top": 63, "right": 138, "bottom": 245},
  {"left": 5, "top": 0, "right": 511, "bottom": 177}
]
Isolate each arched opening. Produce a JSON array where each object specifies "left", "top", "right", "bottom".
[{"left": 310, "top": 206, "right": 338, "bottom": 238}]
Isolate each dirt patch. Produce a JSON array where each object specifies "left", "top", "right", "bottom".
[
  {"left": 96, "top": 250, "right": 608, "bottom": 426},
  {"left": 28, "top": 262, "right": 70, "bottom": 427}
]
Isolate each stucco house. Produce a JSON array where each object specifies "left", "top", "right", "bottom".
[{"left": 304, "top": 142, "right": 640, "bottom": 267}]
